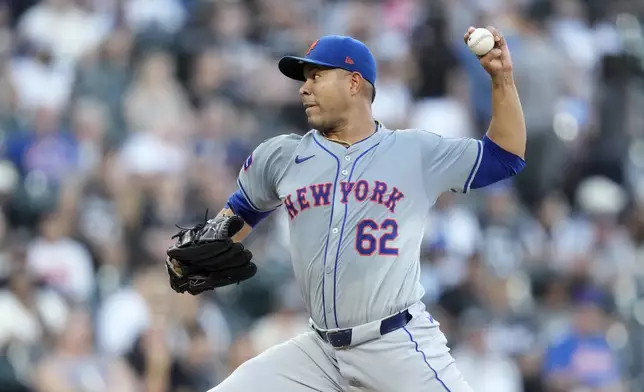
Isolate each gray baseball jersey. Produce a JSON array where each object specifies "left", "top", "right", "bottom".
[{"left": 238, "top": 122, "right": 482, "bottom": 329}]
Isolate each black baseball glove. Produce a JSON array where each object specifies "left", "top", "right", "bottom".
[{"left": 165, "top": 212, "right": 256, "bottom": 295}]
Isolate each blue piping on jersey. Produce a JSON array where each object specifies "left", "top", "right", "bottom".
[
  {"left": 462, "top": 140, "right": 483, "bottom": 193},
  {"left": 236, "top": 178, "right": 262, "bottom": 211},
  {"left": 332, "top": 142, "right": 380, "bottom": 328},
  {"left": 312, "top": 134, "right": 341, "bottom": 329},
  {"left": 349, "top": 121, "right": 380, "bottom": 146},
  {"left": 403, "top": 326, "right": 452, "bottom": 392},
  {"left": 470, "top": 135, "right": 526, "bottom": 189},
  {"left": 226, "top": 190, "right": 275, "bottom": 228}
]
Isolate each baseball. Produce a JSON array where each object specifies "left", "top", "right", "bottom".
[{"left": 467, "top": 28, "right": 495, "bottom": 56}]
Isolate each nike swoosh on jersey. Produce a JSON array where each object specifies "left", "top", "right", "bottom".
[{"left": 295, "top": 155, "right": 315, "bottom": 164}]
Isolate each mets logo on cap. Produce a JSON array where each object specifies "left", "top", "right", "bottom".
[{"left": 306, "top": 39, "right": 319, "bottom": 56}]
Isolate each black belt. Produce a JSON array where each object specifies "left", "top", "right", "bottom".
[{"left": 315, "top": 309, "right": 413, "bottom": 348}]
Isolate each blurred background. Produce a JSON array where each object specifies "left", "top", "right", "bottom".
[{"left": 0, "top": 0, "right": 644, "bottom": 391}]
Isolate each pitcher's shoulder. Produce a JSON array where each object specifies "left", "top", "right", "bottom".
[
  {"left": 385, "top": 128, "right": 443, "bottom": 148},
  {"left": 255, "top": 133, "right": 304, "bottom": 155},
  {"left": 260, "top": 133, "right": 303, "bottom": 147}
]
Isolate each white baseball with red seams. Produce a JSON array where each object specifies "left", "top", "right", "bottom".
[{"left": 467, "top": 28, "right": 495, "bottom": 56}]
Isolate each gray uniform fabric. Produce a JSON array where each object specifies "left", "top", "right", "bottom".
[{"left": 220, "top": 122, "right": 481, "bottom": 391}]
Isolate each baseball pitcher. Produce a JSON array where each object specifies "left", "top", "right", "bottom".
[{"left": 165, "top": 26, "right": 526, "bottom": 392}]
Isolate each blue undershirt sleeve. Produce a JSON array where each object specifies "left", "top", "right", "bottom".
[
  {"left": 226, "top": 190, "right": 275, "bottom": 228},
  {"left": 470, "top": 135, "right": 526, "bottom": 189}
]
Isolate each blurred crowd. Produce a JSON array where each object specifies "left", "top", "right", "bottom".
[{"left": 0, "top": 0, "right": 644, "bottom": 391}]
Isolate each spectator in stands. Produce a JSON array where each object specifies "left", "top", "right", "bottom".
[
  {"left": 0, "top": 250, "right": 69, "bottom": 388},
  {"left": 452, "top": 307, "right": 523, "bottom": 392},
  {"left": 26, "top": 210, "right": 95, "bottom": 304},
  {"left": 34, "top": 306, "right": 139, "bottom": 392},
  {"left": 543, "top": 287, "right": 624, "bottom": 392}
]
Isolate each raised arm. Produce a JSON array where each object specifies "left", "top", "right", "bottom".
[
  {"left": 470, "top": 26, "right": 526, "bottom": 159},
  {"left": 416, "top": 26, "right": 526, "bottom": 196}
]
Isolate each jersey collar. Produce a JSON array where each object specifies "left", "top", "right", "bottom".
[{"left": 315, "top": 120, "right": 384, "bottom": 152}]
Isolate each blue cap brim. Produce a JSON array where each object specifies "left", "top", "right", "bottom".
[{"left": 278, "top": 56, "right": 337, "bottom": 81}]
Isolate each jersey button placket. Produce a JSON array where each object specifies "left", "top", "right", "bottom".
[
  {"left": 327, "top": 154, "right": 355, "bottom": 327},
  {"left": 342, "top": 154, "right": 351, "bottom": 175},
  {"left": 326, "top": 157, "right": 350, "bottom": 328}
]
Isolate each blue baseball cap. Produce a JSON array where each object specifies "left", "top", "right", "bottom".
[{"left": 278, "top": 35, "right": 377, "bottom": 88}]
